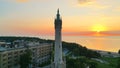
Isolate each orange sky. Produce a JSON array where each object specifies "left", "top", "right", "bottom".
[
  {"left": 0, "top": 0, "right": 120, "bottom": 36},
  {"left": 0, "top": 0, "right": 120, "bottom": 52}
]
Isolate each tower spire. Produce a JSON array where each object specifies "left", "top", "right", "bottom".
[
  {"left": 57, "top": 8, "right": 59, "bottom": 14},
  {"left": 56, "top": 8, "right": 60, "bottom": 19}
]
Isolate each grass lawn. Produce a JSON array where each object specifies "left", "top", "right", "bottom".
[
  {"left": 95, "top": 57, "right": 119, "bottom": 68},
  {"left": 67, "top": 56, "right": 119, "bottom": 68}
]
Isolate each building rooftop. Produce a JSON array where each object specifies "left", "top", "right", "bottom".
[
  {"left": 0, "top": 41, "right": 52, "bottom": 52},
  {"left": 0, "top": 47, "right": 7, "bottom": 52}
]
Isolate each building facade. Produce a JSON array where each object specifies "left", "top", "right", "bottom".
[{"left": 0, "top": 41, "right": 53, "bottom": 68}]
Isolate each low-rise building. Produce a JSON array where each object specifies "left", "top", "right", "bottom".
[{"left": 0, "top": 41, "right": 53, "bottom": 68}]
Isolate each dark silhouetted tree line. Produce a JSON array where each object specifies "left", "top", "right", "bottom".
[
  {"left": 62, "top": 42, "right": 101, "bottom": 58},
  {"left": 118, "top": 49, "right": 120, "bottom": 54},
  {"left": 0, "top": 36, "right": 101, "bottom": 58},
  {"left": 66, "top": 57, "right": 98, "bottom": 68}
]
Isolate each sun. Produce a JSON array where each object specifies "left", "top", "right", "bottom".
[{"left": 91, "top": 24, "right": 106, "bottom": 33}]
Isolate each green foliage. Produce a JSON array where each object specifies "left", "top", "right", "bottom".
[
  {"left": 67, "top": 53, "right": 120, "bottom": 68},
  {"left": 118, "top": 49, "right": 120, "bottom": 54},
  {"left": 0, "top": 36, "right": 47, "bottom": 43},
  {"left": 62, "top": 42, "right": 101, "bottom": 58},
  {"left": 116, "top": 57, "right": 120, "bottom": 68},
  {"left": 66, "top": 57, "right": 98, "bottom": 68},
  {"left": 88, "top": 61, "right": 98, "bottom": 68},
  {"left": 19, "top": 49, "right": 32, "bottom": 68},
  {"left": 66, "top": 57, "right": 86, "bottom": 68},
  {"left": 66, "top": 56, "right": 120, "bottom": 68},
  {"left": 108, "top": 52, "right": 111, "bottom": 54},
  {"left": 38, "top": 60, "right": 51, "bottom": 67},
  {"left": 96, "top": 57, "right": 119, "bottom": 68}
]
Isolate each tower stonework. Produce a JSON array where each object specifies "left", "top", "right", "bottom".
[{"left": 51, "top": 9, "right": 66, "bottom": 68}]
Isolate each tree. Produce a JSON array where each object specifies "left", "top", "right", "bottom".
[
  {"left": 118, "top": 49, "right": 120, "bottom": 54},
  {"left": 89, "top": 61, "right": 97, "bottom": 68},
  {"left": 19, "top": 49, "right": 32, "bottom": 68},
  {"left": 108, "top": 52, "right": 111, "bottom": 54},
  {"left": 66, "top": 57, "right": 87, "bottom": 68},
  {"left": 117, "top": 57, "right": 120, "bottom": 68}
]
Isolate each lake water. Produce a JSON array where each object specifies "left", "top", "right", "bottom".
[{"left": 39, "top": 36, "right": 120, "bottom": 52}]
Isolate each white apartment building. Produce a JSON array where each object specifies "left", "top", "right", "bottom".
[{"left": 0, "top": 41, "right": 53, "bottom": 68}]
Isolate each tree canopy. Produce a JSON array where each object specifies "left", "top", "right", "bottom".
[
  {"left": 62, "top": 42, "right": 101, "bottom": 58},
  {"left": 118, "top": 49, "right": 120, "bottom": 54},
  {"left": 19, "top": 49, "right": 32, "bottom": 68}
]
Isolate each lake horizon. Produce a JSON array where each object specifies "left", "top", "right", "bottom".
[{"left": 38, "top": 35, "right": 120, "bottom": 52}]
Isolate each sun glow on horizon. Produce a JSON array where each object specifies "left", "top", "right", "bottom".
[{"left": 92, "top": 24, "right": 107, "bottom": 33}]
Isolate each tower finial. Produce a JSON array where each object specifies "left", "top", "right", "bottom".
[
  {"left": 57, "top": 8, "right": 59, "bottom": 14},
  {"left": 56, "top": 8, "right": 60, "bottom": 19}
]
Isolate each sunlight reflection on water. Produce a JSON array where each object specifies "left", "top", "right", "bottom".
[{"left": 39, "top": 36, "right": 120, "bottom": 52}]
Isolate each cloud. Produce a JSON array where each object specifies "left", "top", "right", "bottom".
[
  {"left": 74, "top": 0, "right": 98, "bottom": 7},
  {"left": 78, "top": 0, "right": 96, "bottom": 4},
  {"left": 17, "top": 0, "right": 29, "bottom": 2},
  {"left": 73, "top": 0, "right": 109, "bottom": 10},
  {"left": 16, "top": 0, "right": 49, "bottom": 2}
]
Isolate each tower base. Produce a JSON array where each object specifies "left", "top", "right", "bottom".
[{"left": 51, "top": 61, "right": 66, "bottom": 68}]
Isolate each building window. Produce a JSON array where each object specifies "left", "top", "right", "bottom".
[
  {"left": 3, "top": 58, "right": 6, "bottom": 61},
  {"left": 8, "top": 53, "right": 12, "bottom": 55},
  {"left": 14, "top": 52, "right": 18, "bottom": 54},
  {"left": 3, "top": 54, "right": 6, "bottom": 57}
]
